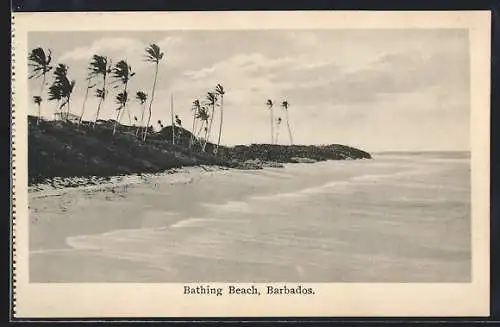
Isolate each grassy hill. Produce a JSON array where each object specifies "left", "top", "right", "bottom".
[{"left": 27, "top": 116, "right": 372, "bottom": 185}]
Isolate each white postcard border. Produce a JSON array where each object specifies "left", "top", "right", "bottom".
[{"left": 12, "top": 11, "right": 491, "bottom": 318}]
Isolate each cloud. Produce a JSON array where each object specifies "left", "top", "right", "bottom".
[
  {"left": 182, "top": 53, "right": 297, "bottom": 80},
  {"left": 58, "top": 36, "right": 183, "bottom": 71},
  {"left": 59, "top": 37, "right": 146, "bottom": 62},
  {"left": 285, "top": 31, "right": 321, "bottom": 48},
  {"left": 274, "top": 44, "right": 470, "bottom": 109}
]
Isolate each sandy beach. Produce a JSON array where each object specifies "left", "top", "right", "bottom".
[{"left": 29, "top": 153, "right": 471, "bottom": 283}]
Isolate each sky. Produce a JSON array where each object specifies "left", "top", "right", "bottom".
[{"left": 27, "top": 29, "right": 470, "bottom": 151}]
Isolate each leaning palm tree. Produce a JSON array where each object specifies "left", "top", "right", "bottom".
[
  {"left": 143, "top": 44, "right": 165, "bottom": 142},
  {"left": 135, "top": 91, "right": 148, "bottom": 137},
  {"left": 57, "top": 65, "right": 76, "bottom": 118},
  {"left": 111, "top": 60, "right": 135, "bottom": 135},
  {"left": 88, "top": 55, "right": 112, "bottom": 126},
  {"left": 203, "top": 91, "right": 218, "bottom": 152},
  {"left": 281, "top": 100, "right": 294, "bottom": 145},
  {"left": 190, "top": 99, "right": 201, "bottom": 148},
  {"left": 47, "top": 81, "right": 63, "bottom": 118},
  {"left": 48, "top": 64, "right": 76, "bottom": 120},
  {"left": 266, "top": 99, "right": 274, "bottom": 144},
  {"left": 275, "top": 117, "right": 282, "bottom": 144},
  {"left": 28, "top": 47, "right": 53, "bottom": 123},
  {"left": 113, "top": 91, "right": 128, "bottom": 135},
  {"left": 215, "top": 83, "right": 225, "bottom": 154},
  {"left": 196, "top": 106, "right": 210, "bottom": 150},
  {"left": 78, "top": 76, "right": 96, "bottom": 126}
]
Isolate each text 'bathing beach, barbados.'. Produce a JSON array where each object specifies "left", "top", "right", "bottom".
[{"left": 11, "top": 10, "right": 491, "bottom": 318}]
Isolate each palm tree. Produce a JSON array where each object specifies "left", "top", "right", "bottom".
[
  {"left": 190, "top": 99, "right": 201, "bottom": 148},
  {"left": 196, "top": 106, "right": 210, "bottom": 150},
  {"left": 266, "top": 99, "right": 274, "bottom": 144},
  {"left": 88, "top": 55, "right": 112, "bottom": 126},
  {"left": 28, "top": 47, "right": 53, "bottom": 123},
  {"left": 113, "top": 91, "right": 128, "bottom": 134},
  {"left": 47, "top": 81, "right": 63, "bottom": 117},
  {"left": 215, "top": 84, "right": 225, "bottom": 154},
  {"left": 275, "top": 117, "right": 282, "bottom": 144},
  {"left": 111, "top": 60, "right": 135, "bottom": 135},
  {"left": 203, "top": 91, "right": 218, "bottom": 152},
  {"left": 48, "top": 64, "right": 76, "bottom": 120},
  {"left": 78, "top": 76, "right": 96, "bottom": 126},
  {"left": 135, "top": 91, "right": 148, "bottom": 137},
  {"left": 281, "top": 100, "right": 294, "bottom": 145},
  {"left": 143, "top": 44, "right": 164, "bottom": 142}
]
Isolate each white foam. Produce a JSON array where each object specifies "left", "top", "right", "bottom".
[
  {"left": 200, "top": 201, "right": 251, "bottom": 213},
  {"left": 170, "top": 217, "right": 249, "bottom": 229}
]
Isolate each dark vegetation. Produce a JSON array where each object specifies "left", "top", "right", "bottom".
[{"left": 28, "top": 116, "right": 372, "bottom": 185}]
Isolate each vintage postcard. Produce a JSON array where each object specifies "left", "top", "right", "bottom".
[{"left": 12, "top": 11, "right": 490, "bottom": 318}]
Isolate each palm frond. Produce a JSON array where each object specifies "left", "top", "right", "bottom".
[
  {"left": 115, "top": 91, "right": 129, "bottom": 107},
  {"left": 88, "top": 55, "right": 109, "bottom": 78},
  {"left": 28, "top": 47, "right": 53, "bottom": 80},
  {"left": 215, "top": 84, "right": 225, "bottom": 95},
  {"left": 145, "top": 44, "right": 164, "bottom": 63},
  {"left": 135, "top": 91, "right": 148, "bottom": 104},
  {"left": 32, "top": 96, "right": 42, "bottom": 105},
  {"left": 205, "top": 92, "right": 218, "bottom": 106},
  {"left": 95, "top": 88, "right": 106, "bottom": 99},
  {"left": 112, "top": 60, "right": 134, "bottom": 84}
]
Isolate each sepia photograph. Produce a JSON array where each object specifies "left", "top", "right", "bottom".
[{"left": 12, "top": 11, "right": 490, "bottom": 317}]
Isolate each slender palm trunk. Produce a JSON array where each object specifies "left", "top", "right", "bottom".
[
  {"left": 203, "top": 103, "right": 215, "bottom": 152},
  {"left": 126, "top": 106, "right": 132, "bottom": 125},
  {"left": 113, "top": 108, "right": 121, "bottom": 135},
  {"left": 275, "top": 123, "right": 281, "bottom": 144},
  {"left": 54, "top": 101, "right": 60, "bottom": 119},
  {"left": 204, "top": 122, "right": 209, "bottom": 148},
  {"left": 216, "top": 96, "right": 224, "bottom": 153},
  {"left": 196, "top": 121, "right": 206, "bottom": 150},
  {"left": 94, "top": 98, "right": 104, "bottom": 127},
  {"left": 196, "top": 121, "right": 205, "bottom": 139},
  {"left": 143, "top": 63, "right": 158, "bottom": 142},
  {"left": 117, "top": 106, "right": 125, "bottom": 124},
  {"left": 190, "top": 114, "right": 197, "bottom": 148},
  {"left": 37, "top": 74, "right": 46, "bottom": 124},
  {"left": 66, "top": 94, "right": 71, "bottom": 118},
  {"left": 285, "top": 110, "right": 293, "bottom": 145},
  {"left": 66, "top": 98, "right": 71, "bottom": 121},
  {"left": 136, "top": 102, "right": 146, "bottom": 136},
  {"left": 171, "top": 94, "right": 175, "bottom": 145},
  {"left": 36, "top": 104, "right": 41, "bottom": 121},
  {"left": 94, "top": 74, "right": 107, "bottom": 128},
  {"left": 114, "top": 81, "right": 128, "bottom": 136},
  {"left": 270, "top": 106, "right": 274, "bottom": 144},
  {"left": 79, "top": 79, "right": 91, "bottom": 126}
]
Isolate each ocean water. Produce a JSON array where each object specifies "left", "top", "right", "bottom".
[{"left": 29, "top": 152, "right": 471, "bottom": 282}]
